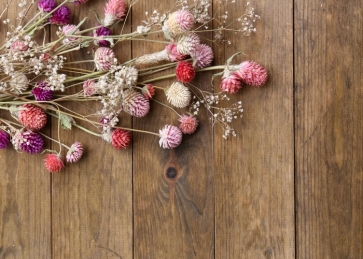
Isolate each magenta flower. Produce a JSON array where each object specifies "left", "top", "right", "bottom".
[
  {"left": 12, "top": 130, "right": 44, "bottom": 154},
  {"left": 32, "top": 81, "right": 53, "bottom": 101},
  {"left": 165, "top": 43, "right": 186, "bottom": 62},
  {"left": 49, "top": 6, "right": 72, "bottom": 25},
  {"left": 38, "top": 0, "right": 57, "bottom": 12},
  {"left": 159, "top": 125, "right": 182, "bottom": 149},
  {"left": 94, "top": 26, "right": 112, "bottom": 47},
  {"left": 0, "top": 130, "right": 10, "bottom": 149}
]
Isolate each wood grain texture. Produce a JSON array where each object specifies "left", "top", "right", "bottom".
[
  {"left": 0, "top": 5, "right": 52, "bottom": 259},
  {"left": 294, "top": 0, "right": 363, "bottom": 258},
  {"left": 214, "top": 0, "right": 295, "bottom": 258},
  {"left": 132, "top": 2, "right": 215, "bottom": 258},
  {"left": 51, "top": 2, "right": 133, "bottom": 259}
]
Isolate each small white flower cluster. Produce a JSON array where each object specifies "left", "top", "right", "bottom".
[
  {"left": 141, "top": 10, "right": 161, "bottom": 28},
  {"left": 237, "top": 2, "right": 260, "bottom": 36},
  {"left": 43, "top": 55, "right": 67, "bottom": 91}
]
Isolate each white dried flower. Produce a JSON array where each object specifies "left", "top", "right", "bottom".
[
  {"left": 165, "top": 82, "right": 191, "bottom": 108},
  {"left": 9, "top": 72, "right": 29, "bottom": 93},
  {"left": 176, "top": 33, "right": 200, "bottom": 55}
]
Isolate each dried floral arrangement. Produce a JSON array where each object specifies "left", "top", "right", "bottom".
[{"left": 0, "top": 0, "right": 267, "bottom": 173}]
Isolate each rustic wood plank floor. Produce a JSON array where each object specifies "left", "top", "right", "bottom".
[{"left": 0, "top": 0, "right": 362, "bottom": 258}]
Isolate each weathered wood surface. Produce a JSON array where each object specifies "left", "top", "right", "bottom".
[{"left": 0, "top": 0, "right": 362, "bottom": 258}]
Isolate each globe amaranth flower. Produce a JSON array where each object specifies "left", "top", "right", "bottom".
[
  {"left": 12, "top": 130, "right": 44, "bottom": 154},
  {"left": 176, "top": 33, "right": 200, "bottom": 56},
  {"left": 111, "top": 129, "right": 131, "bottom": 149},
  {"left": 165, "top": 82, "right": 191, "bottom": 108},
  {"left": 104, "top": 0, "right": 127, "bottom": 26},
  {"left": 159, "top": 125, "right": 182, "bottom": 149},
  {"left": 38, "top": 0, "right": 57, "bottom": 12},
  {"left": 83, "top": 79, "right": 98, "bottom": 97},
  {"left": 122, "top": 89, "right": 150, "bottom": 118},
  {"left": 165, "top": 43, "right": 186, "bottom": 62},
  {"left": 9, "top": 72, "right": 29, "bottom": 94},
  {"left": 94, "top": 47, "right": 117, "bottom": 71},
  {"left": 163, "top": 10, "right": 194, "bottom": 38},
  {"left": 18, "top": 104, "right": 47, "bottom": 131},
  {"left": 220, "top": 73, "right": 242, "bottom": 94},
  {"left": 175, "top": 61, "right": 195, "bottom": 83},
  {"left": 179, "top": 115, "right": 198, "bottom": 134},
  {"left": 191, "top": 44, "right": 214, "bottom": 69},
  {"left": 44, "top": 154, "right": 64, "bottom": 173},
  {"left": 49, "top": 6, "right": 71, "bottom": 25},
  {"left": 31, "top": 81, "right": 53, "bottom": 101},
  {"left": 235, "top": 61, "right": 268, "bottom": 87},
  {"left": 142, "top": 84, "right": 155, "bottom": 99},
  {"left": 66, "top": 142, "right": 83, "bottom": 163},
  {"left": 10, "top": 41, "right": 29, "bottom": 52},
  {"left": 61, "top": 24, "right": 79, "bottom": 45},
  {"left": 0, "top": 130, "right": 10, "bottom": 149},
  {"left": 94, "top": 26, "right": 112, "bottom": 47}
]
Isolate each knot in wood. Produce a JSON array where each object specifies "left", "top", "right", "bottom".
[{"left": 166, "top": 167, "right": 178, "bottom": 179}]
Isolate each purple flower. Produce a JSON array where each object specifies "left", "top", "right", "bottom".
[
  {"left": 94, "top": 27, "right": 112, "bottom": 47},
  {"left": 32, "top": 81, "right": 53, "bottom": 101},
  {"left": 13, "top": 130, "right": 44, "bottom": 154},
  {"left": 0, "top": 130, "right": 10, "bottom": 149},
  {"left": 49, "top": 6, "right": 72, "bottom": 25},
  {"left": 38, "top": 0, "right": 57, "bottom": 12}
]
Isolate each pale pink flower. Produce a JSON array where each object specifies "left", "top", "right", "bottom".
[
  {"left": 10, "top": 41, "right": 28, "bottom": 52},
  {"left": 159, "top": 125, "right": 182, "bottom": 149},
  {"left": 176, "top": 33, "right": 200, "bottom": 55},
  {"left": 83, "top": 79, "right": 98, "bottom": 97},
  {"left": 122, "top": 89, "right": 150, "bottom": 118},
  {"left": 66, "top": 142, "right": 83, "bottom": 163},
  {"left": 94, "top": 47, "right": 117, "bottom": 71},
  {"left": 61, "top": 24, "right": 79, "bottom": 45},
  {"left": 163, "top": 10, "right": 194, "bottom": 38},
  {"left": 191, "top": 44, "right": 214, "bottom": 68},
  {"left": 104, "top": 0, "right": 127, "bottom": 26},
  {"left": 179, "top": 115, "right": 198, "bottom": 134}
]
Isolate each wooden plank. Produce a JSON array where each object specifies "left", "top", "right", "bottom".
[
  {"left": 132, "top": 2, "right": 215, "bottom": 258},
  {"left": 51, "top": 2, "right": 133, "bottom": 258},
  {"left": 295, "top": 0, "right": 363, "bottom": 258},
  {"left": 214, "top": 0, "right": 295, "bottom": 258},
  {"left": 0, "top": 3, "right": 51, "bottom": 259}
]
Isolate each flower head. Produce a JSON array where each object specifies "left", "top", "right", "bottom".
[
  {"left": 83, "top": 79, "right": 98, "bottom": 97},
  {"left": 9, "top": 72, "right": 29, "bottom": 94},
  {"left": 94, "top": 47, "right": 117, "bottom": 71},
  {"left": 61, "top": 24, "right": 79, "bottom": 45},
  {"left": 12, "top": 130, "right": 44, "bottom": 154},
  {"left": 10, "top": 41, "right": 29, "bottom": 52},
  {"left": 142, "top": 84, "right": 155, "bottom": 99},
  {"left": 191, "top": 44, "right": 214, "bottom": 69},
  {"left": 38, "top": 0, "right": 57, "bottom": 12},
  {"left": 49, "top": 6, "right": 72, "bottom": 25},
  {"left": 112, "top": 129, "right": 131, "bottom": 149},
  {"left": 18, "top": 104, "right": 47, "bottom": 131},
  {"left": 31, "top": 81, "right": 53, "bottom": 101},
  {"left": 165, "top": 82, "right": 191, "bottom": 108},
  {"left": 176, "top": 33, "right": 200, "bottom": 55},
  {"left": 163, "top": 10, "right": 194, "bottom": 38},
  {"left": 122, "top": 89, "right": 150, "bottom": 118},
  {"left": 94, "top": 26, "right": 112, "bottom": 47},
  {"left": 104, "top": 0, "right": 127, "bottom": 26},
  {"left": 179, "top": 115, "right": 198, "bottom": 134},
  {"left": 235, "top": 61, "right": 268, "bottom": 87},
  {"left": 176, "top": 61, "right": 195, "bottom": 83},
  {"left": 44, "top": 154, "right": 64, "bottom": 173},
  {"left": 220, "top": 73, "right": 242, "bottom": 94},
  {"left": 159, "top": 125, "right": 182, "bottom": 149},
  {"left": 165, "top": 43, "right": 186, "bottom": 62},
  {"left": 66, "top": 142, "right": 83, "bottom": 163},
  {"left": 0, "top": 130, "right": 10, "bottom": 149}
]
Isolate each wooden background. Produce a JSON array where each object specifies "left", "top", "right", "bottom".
[{"left": 1, "top": 0, "right": 362, "bottom": 258}]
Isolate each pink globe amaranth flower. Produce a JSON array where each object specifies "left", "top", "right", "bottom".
[
  {"left": 61, "top": 24, "right": 79, "bottom": 44},
  {"left": 176, "top": 33, "right": 200, "bottom": 55},
  {"left": 104, "top": 0, "right": 127, "bottom": 26},
  {"left": 165, "top": 43, "right": 186, "bottom": 62},
  {"left": 18, "top": 104, "right": 47, "bottom": 131},
  {"left": 191, "top": 44, "right": 214, "bottom": 69},
  {"left": 13, "top": 130, "right": 44, "bottom": 154},
  {"left": 122, "top": 89, "right": 150, "bottom": 118},
  {"left": 94, "top": 47, "right": 117, "bottom": 71},
  {"left": 235, "top": 61, "right": 268, "bottom": 87},
  {"left": 32, "top": 81, "right": 53, "bottom": 101},
  {"left": 111, "top": 129, "right": 131, "bottom": 149},
  {"left": 10, "top": 41, "right": 29, "bottom": 52},
  {"left": 179, "top": 115, "right": 199, "bottom": 134},
  {"left": 176, "top": 61, "right": 196, "bottom": 83},
  {"left": 159, "top": 125, "right": 182, "bottom": 149},
  {"left": 44, "top": 154, "right": 64, "bottom": 173},
  {"left": 83, "top": 79, "right": 98, "bottom": 96},
  {"left": 163, "top": 10, "right": 194, "bottom": 38},
  {"left": 220, "top": 73, "right": 242, "bottom": 94},
  {"left": 0, "top": 130, "right": 10, "bottom": 149},
  {"left": 49, "top": 6, "right": 71, "bottom": 25},
  {"left": 142, "top": 84, "right": 155, "bottom": 99},
  {"left": 38, "top": 0, "right": 57, "bottom": 12},
  {"left": 94, "top": 26, "right": 112, "bottom": 47},
  {"left": 66, "top": 142, "right": 83, "bottom": 163}
]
